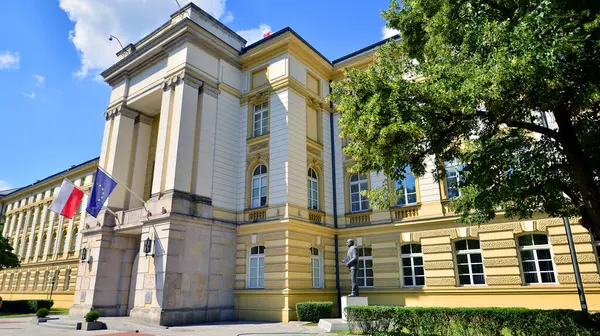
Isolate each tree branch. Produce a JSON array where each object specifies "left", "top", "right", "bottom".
[{"left": 475, "top": 110, "right": 562, "bottom": 140}]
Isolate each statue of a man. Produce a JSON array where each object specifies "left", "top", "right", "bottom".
[{"left": 341, "top": 239, "right": 359, "bottom": 297}]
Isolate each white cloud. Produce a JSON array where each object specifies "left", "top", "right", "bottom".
[
  {"left": 0, "top": 51, "right": 20, "bottom": 70},
  {"left": 237, "top": 24, "right": 272, "bottom": 45},
  {"left": 382, "top": 26, "right": 400, "bottom": 39},
  {"left": 222, "top": 11, "right": 234, "bottom": 24},
  {"left": 22, "top": 92, "right": 36, "bottom": 99},
  {"left": 59, "top": 0, "right": 231, "bottom": 79},
  {"left": 33, "top": 74, "right": 45, "bottom": 87},
  {"left": 0, "top": 180, "right": 13, "bottom": 191}
]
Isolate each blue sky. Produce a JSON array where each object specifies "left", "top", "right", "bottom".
[{"left": 0, "top": 0, "right": 397, "bottom": 191}]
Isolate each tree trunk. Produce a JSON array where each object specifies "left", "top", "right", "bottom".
[{"left": 555, "top": 111, "right": 600, "bottom": 239}]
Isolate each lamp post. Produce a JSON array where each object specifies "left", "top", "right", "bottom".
[
  {"left": 143, "top": 237, "right": 153, "bottom": 257},
  {"left": 49, "top": 272, "right": 57, "bottom": 300}
]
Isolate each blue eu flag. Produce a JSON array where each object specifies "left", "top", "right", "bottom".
[{"left": 86, "top": 168, "right": 118, "bottom": 218}]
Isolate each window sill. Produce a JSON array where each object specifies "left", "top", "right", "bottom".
[
  {"left": 345, "top": 211, "right": 372, "bottom": 225},
  {"left": 247, "top": 133, "right": 270, "bottom": 143},
  {"left": 391, "top": 203, "right": 421, "bottom": 221}
]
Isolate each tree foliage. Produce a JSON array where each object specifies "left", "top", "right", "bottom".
[
  {"left": 329, "top": 0, "right": 600, "bottom": 237},
  {"left": 0, "top": 215, "right": 20, "bottom": 271}
]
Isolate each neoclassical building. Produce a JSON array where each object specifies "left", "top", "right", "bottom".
[{"left": 1, "top": 2, "right": 600, "bottom": 326}]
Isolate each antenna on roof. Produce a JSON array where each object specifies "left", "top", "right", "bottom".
[{"left": 175, "top": 0, "right": 181, "bottom": 8}]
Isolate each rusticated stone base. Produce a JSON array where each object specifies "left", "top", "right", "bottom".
[{"left": 130, "top": 306, "right": 235, "bottom": 326}]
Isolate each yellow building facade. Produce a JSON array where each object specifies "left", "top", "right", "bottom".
[{"left": 1, "top": 2, "right": 599, "bottom": 325}]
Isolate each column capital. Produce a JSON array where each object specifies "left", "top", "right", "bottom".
[
  {"left": 135, "top": 113, "right": 153, "bottom": 125},
  {"left": 199, "top": 82, "right": 220, "bottom": 99},
  {"left": 104, "top": 105, "right": 139, "bottom": 121}
]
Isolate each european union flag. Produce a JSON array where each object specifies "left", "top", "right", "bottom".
[{"left": 86, "top": 168, "right": 118, "bottom": 218}]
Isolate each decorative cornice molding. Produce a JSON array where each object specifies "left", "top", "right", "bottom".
[
  {"left": 199, "top": 82, "right": 220, "bottom": 98},
  {"left": 104, "top": 105, "right": 139, "bottom": 121}
]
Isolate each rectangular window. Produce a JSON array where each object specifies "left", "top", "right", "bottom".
[
  {"left": 358, "top": 248, "right": 374, "bottom": 287},
  {"left": 455, "top": 239, "right": 486, "bottom": 285},
  {"left": 350, "top": 174, "right": 369, "bottom": 212},
  {"left": 445, "top": 161, "right": 464, "bottom": 198},
  {"left": 253, "top": 102, "right": 269, "bottom": 137},
  {"left": 64, "top": 269, "right": 71, "bottom": 291},
  {"left": 396, "top": 167, "right": 417, "bottom": 206},
  {"left": 43, "top": 271, "right": 49, "bottom": 290},
  {"left": 247, "top": 246, "right": 265, "bottom": 289},
  {"left": 518, "top": 234, "right": 557, "bottom": 284},
  {"left": 33, "top": 271, "right": 39, "bottom": 290},
  {"left": 310, "top": 247, "right": 323, "bottom": 288},
  {"left": 400, "top": 244, "right": 425, "bottom": 287}
]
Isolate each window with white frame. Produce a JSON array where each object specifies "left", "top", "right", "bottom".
[
  {"left": 251, "top": 165, "right": 268, "bottom": 208},
  {"left": 445, "top": 161, "right": 464, "bottom": 198},
  {"left": 350, "top": 173, "right": 369, "bottom": 212},
  {"left": 253, "top": 102, "right": 269, "bottom": 137},
  {"left": 358, "top": 247, "right": 374, "bottom": 287},
  {"left": 310, "top": 247, "right": 323, "bottom": 288},
  {"left": 395, "top": 167, "right": 417, "bottom": 206},
  {"left": 400, "top": 244, "right": 425, "bottom": 287},
  {"left": 518, "top": 234, "right": 557, "bottom": 284},
  {"left": 247, "top": 245, "right": 265, "bottom": 289},
  {"left": 308, "top": 168, "right": 319, "bottom": 210},
  {"left": 455, "top": 239, "right": 485, "bottom": 285}
]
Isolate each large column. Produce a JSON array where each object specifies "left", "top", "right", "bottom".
[
  {"left": 103, "top": 106, "right": 139, "bottom": 210},
  {"left": 7, "top": 212, "right": 17, "bottom": 237},
  {"left": 74, "top": 194, "right": 88, "bottom": 254},
  {"left": 2, "top": 213, "right": 11, "bottom": 236},
  {"left": 12, "top": 211, "right": 24, "bottom": 249},
  {"left": 25, "top": 206, "right": 41, "bottom": 259},
  {"left": 62, "top": 216, "right": 75, "bottom": 257},
  {"left": 18, "top": 208, "right": 32, "bottom": 256},
  {"left": 151, "top": 73, "right": 200, "bottom": 196},
  {"left": 54, "top": 216, "right": 65, "bottom": 256},
  {"left": 43, "top": 212, "right": 56, "bottom": 257},
  {"left": 125, "top": 114, "right": 152, "bottom": 209},
  {"left": 34, "top": 203, "right": 49, "bottom": 260},
  {"left": 190, "top": 84, "right": 218, "bottom": 199}
]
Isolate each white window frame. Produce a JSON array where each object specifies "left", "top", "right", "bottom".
[
  {"left": 395, "top": 167, "right": 417, "bottom": 206},
  {"left": 251, "top": 165, "right": 268, "bottom": 208},
  {"left": 445, "top": 161, "right": 464, "bottom": 198},
  {"left": 517, "top": 234, "right": 558, "bottom": 285},
  {"left": 253, "top": 102, "right": 269, "bottom": 137},
  {"left": 310, "top": 247, "right": 324, "bottom": 288},
  {"left": 247, "top": 245, "right": 265, "bottom": 289},
  {"left": 454, "top": 239, "right": 486, "bottom": 286},
  {"left": 358, "top": 247, "right": 374, "bottom": 288},
  {"left": 400, "top": 244, "right": 425, "bottom": 287},
  {"left": 308, "top": 168, "right": 319, "bottom": 210},
  {"left": 349, "top": 173, "right": 369, "bottom": 212}
]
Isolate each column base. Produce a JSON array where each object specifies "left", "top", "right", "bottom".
[
  {"left": 130, "top": 306, "right": 235, "bottom": 326},
  {"left": 69, "top": 304, "right": 93, "bottom": 319}
]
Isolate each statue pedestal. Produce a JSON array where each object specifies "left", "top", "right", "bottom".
[{"left": 341, "top": 296, "right": 368, "bottom": 321}]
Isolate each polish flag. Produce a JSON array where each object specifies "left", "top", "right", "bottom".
[
  {"left": 263, "top": 29, "right": 272, "bottom": 38},
  {"left": 49, "top": 179, "right": 84, "bottom": 219}
]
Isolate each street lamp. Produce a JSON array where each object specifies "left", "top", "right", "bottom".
[{"left": 143, "top": 237, "right": 153, "bottom": 257}]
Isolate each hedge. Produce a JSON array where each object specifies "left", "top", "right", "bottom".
[
  {"left": 0, "top": 300, "right": 54, "bottom": 313},
  {"left": 296, "top": 301, "right": 333, "bottom": 322},
  {"left": 345, "top": 306, "right": 600, "bottom": 336}
]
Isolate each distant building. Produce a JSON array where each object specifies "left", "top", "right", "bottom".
[{"left": 1, "top": 2, "right": 599, "bottom": 327}]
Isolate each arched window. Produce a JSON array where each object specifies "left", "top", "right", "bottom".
[
  {"left": 400, "top": 244, "right": 425, "bottom": 287},
  {"left": 58, "top": 229, "right": 67, "bottom": 254},
  {"left": 395, "top": 167, "right": 417, "bottom": 206},
  {"left": 445, "top": 160, "right": 465, "bottom": 198},
  {"left": 40, "top": 232, "right": 47, "bottom": 255},
  {"left": 32, "top": 232, "right": 38, "bottom": 256},
  {"left": 70, "top": 228, "right": 78, "bottom": 252},
  {"left": 253, "top": 102, "right": 269, "bottom": 137},
  {"left": 308, "top": 168, "right": 319, "bottom": 210},
  {"left": 349, "top": 173, "right": 369, "bottom": 212},
  {"left": 310, "top": 247, "right": 323, "bottom": 288},
  {"left": 251, "top": 165, "right": 268, "bottom": 208},
  {"left": 518, "top": 234, "right": 557, "bottom": 284},
  {"left": 358, "top": 247, "right": 374, "bottom": 287},
  {"left": 247, "top": 245, "right": 265, "bottom": 288},
  {"left": 49, "top": 232, "right": 57, "bottom": 255},
  {"left": 455, "top": 239, "right": 485, "bottom": 285}
]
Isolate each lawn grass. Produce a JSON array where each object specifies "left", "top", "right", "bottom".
[{"left": 0, "top": 307, "right": 69, "bottom": 318}]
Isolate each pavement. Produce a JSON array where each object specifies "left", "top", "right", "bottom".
[{"left": 0, "top": 315, "right": 340, "bottom": 336}]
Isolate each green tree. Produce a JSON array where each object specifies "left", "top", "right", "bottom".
[
  {"left": 329, "top": 0, "right": 600, "bottom": 238},
  {"left": 0, "top": 214, "right": 19, "bottom": 270}
]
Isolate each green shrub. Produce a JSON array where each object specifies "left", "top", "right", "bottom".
[
  {"left": 36, "top": 308, "right": 49, "bottom": 318},
  {"left": 295, "top": 301, "right": 333, "bottom": 322},
  {"left": 0, "top": 300, "right": 54, "bottom": 313},
  {"left": 345, "top": 306, "right": 600, "bottom": 336},
  {"left": 84, "top": 310, "right": 100, "bottom": 322}
]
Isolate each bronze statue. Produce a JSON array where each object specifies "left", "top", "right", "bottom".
[{"left": 341, "top": 239, "right": 359, "bottom": 297}]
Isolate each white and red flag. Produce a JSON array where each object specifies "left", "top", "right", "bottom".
[{"left": 49, "top": 179, "right": 84, "bottom": 219}]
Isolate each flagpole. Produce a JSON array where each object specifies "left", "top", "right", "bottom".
[{"left": 97, "top": 166, "right": 151, "bottom": 216}]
